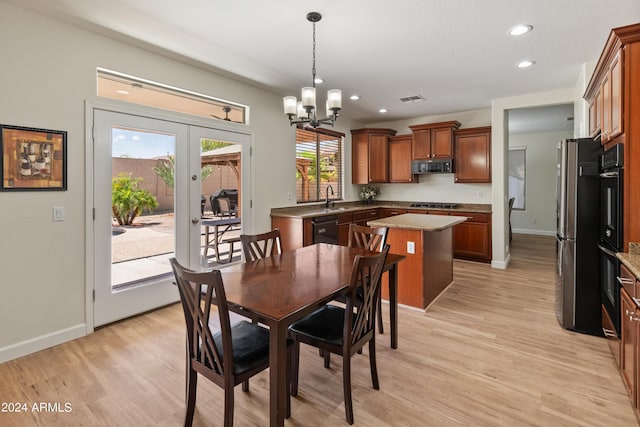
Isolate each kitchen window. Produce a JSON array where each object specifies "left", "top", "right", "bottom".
[{"left": 296, "top": 127, "right": 343, "bottom": 203}]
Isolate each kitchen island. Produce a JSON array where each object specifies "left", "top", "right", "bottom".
[{"left": 368, "top": 213, "right": 467, "bottom": 309}]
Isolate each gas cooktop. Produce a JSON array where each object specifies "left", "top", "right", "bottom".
[{"left": 409, "top": 202, "right": 459, "bottom": 209}]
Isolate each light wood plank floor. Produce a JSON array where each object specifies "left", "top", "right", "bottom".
[{"left": 1, "top": 234, "right": 637, "bottom": 426}]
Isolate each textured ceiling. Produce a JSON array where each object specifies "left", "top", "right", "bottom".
[{"left": 6, "top": 0, "right": 640, "bottom": 129}]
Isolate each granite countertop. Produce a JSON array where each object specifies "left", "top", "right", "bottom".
[
  {"left": 270, "top": 201, "right": 492, "bottom": 219},
  {"left": 368, "top": 213, "right": 467, "bottom": 231},
  {"left": 617, "top": 242, "right": 640, "bottom": 278}
]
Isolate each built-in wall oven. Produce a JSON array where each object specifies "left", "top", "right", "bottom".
[
  {"left": 599, "top": 144, "right": 624, "bottom": 336},
  {"left": 599, "top": 242, "right": 621, "bottom": 334},
  {"left": 600, "top": 144, "right": 623, "bottom": 250}
]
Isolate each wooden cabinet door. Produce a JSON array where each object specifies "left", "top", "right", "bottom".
[
  {"left": 368, "top": 134, "right": 389, "bottom": 183},
  {"left": 610, "top": 49, "right": 622, "bottom": 140},
  {"left": 588, "top": 100, "right": 598, "bottom": 137},
  {"left": 431, "top": 127, "right": 454, "bottom": 158},
  {"left": 453, "top": 221, "right": 491, "bottom": 261},
  {"left": 454, "top": 127, "right": 491, "bottom": 183},
  {"left": 620, "top": 289, "right": 636, "bottom": 398},
  {"left": 389, "top": 134, "right": 415, "bottom": 183},
  {"left": 602, "top": 73, "right": 612, "bottom": 142},
  {"left": 595, "top": 89, "right": 603, "bottom": 137},
  {"left": 412, "top": 129, "right": 431, "bottom": 159},
  {"left": 351, "top": 132, "right": 369, "bottom": 184}
]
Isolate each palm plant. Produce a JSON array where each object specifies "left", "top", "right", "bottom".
[
  {"left": 112, "top": 173, "right": 158, "bottom": 225},
  {"left": 153, "top": 155, "right": 213, "bottom": 190}
]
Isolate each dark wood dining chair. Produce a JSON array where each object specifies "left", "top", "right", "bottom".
[
  {"left": 169, "top": 258, "right": 290, "bottom": 427},
  {"left": 347, "top": 223, "right": 388, "bottom": 333},
  {"left": 240, "top": 229, "right": 282, "bottom": 262},
  {"left": 289, "top": 246, "right": 389, "bottom": 425}
]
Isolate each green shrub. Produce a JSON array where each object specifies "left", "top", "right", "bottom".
[{"left": 112, "top": 173, "right": 158, "bottom": 225}]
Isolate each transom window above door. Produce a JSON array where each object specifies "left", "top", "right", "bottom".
[{"left": 97, "top": 68, "right": 248, "bottom": 124}]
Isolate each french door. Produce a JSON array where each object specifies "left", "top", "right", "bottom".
[{"left": 91, "top": 109, "right": 250, "bottom": 327}]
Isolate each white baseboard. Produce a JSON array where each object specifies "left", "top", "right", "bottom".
[
  {"left": 512, "top": 228, "right": 555, "bottom": 237},
  {"left": 491, "top": 252, "right": 511, "bottom": 270},
  {"left": 0, "top": 324, "right": 86, "bottom": 363}
]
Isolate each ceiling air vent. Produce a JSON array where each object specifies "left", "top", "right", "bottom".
[{"left": 399, "top": 95, "right": 426, "bottom": 103}]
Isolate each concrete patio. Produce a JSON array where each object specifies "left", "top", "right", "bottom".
[{"left": 111, "top": 212, "right": 241, "bottom": 287}]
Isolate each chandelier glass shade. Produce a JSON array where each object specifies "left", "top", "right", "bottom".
[{"left": 283, "top": 12, "right": 341, "bottom": 128}]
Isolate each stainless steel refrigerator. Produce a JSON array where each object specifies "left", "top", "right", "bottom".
[{"left": 555, "top": 138, "right": 602, "bottom": 335}]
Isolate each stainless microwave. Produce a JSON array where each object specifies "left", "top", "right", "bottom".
[{"left": 411, "top": 159, "right": 453, "bottom": 174}]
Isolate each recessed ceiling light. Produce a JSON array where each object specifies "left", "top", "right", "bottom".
[
  {"left": 517, "top": 60, "right": 535, "bottom": 68},
  {"left": 509, "top": 24, "right": 533, "bottom": 36},
  {"left": 350, "top": 94, "right": 360, "bottom": 100},
  {"left": 314, "top": 77, "right": 324, "bottom": 84},
  {"left": 379, "top": 108, "right": 388, "bottom": 113},
  {"left": 116, "top": 89, "right": 130, "bottom": 95}
]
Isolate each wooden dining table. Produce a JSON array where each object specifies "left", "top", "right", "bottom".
[{"left": 218, "top": 243, "right": 405, "bottom": 427}]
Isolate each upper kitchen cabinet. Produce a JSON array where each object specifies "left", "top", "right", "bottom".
[
  {"left": 388, "top": 134, "right": 417, "bottom": 183},
  {"left": 409, "top": 121, "right": 461, "bottom": 160},
  {"left": 584, "top": 26, "right": 631, "bottom": 145},
  {"left": 454, "top": 126, "right": 491, "bottom": 183},
  {"left": 584, "top": 23, "right": 640, "bottom": 249},
  {"left": 351, "top": 128, "right": 397, "bottom": 184}
]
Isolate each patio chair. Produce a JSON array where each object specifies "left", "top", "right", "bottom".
[{"left": 217, "top": 197, "right": 237, "bottom": 218}]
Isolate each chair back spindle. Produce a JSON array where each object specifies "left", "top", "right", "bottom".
[
  {"left": 347, "top": 224, "right": 388, "bottom": 252},
  {"left": 345, "top": 246, "right": 389, "bottom": 346},
  {"left": 240, "top": 229, "right": 282, "bottom": 262}
]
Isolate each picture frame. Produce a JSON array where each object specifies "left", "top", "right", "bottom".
[{"left": 0, "top": 124, "right": 67, "bottom": 191}]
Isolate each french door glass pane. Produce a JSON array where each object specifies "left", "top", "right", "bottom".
[{"left": 111, "top": 127, "right": 176, "bottom": 289}]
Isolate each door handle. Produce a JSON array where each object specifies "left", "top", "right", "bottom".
[{"left": 192, "top": 217, "right": 200, "bottom": 224}]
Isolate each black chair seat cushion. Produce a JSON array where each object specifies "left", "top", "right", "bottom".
[
  {"left": 289, "top": 305, "right": 356, "bottom": 346},
  {"left": 211, "top": 320, "right": 269, "bottom": 375}
]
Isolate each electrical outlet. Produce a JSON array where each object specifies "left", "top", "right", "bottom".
[
  {"left": 532, "top": 217, "right": 537, "bottom": 224},
  {"left": 407, "top": 241, "right": 415, "bottom": 254},
  {"left": 287, "top": 192, "right": 292, "bottom": 200}
]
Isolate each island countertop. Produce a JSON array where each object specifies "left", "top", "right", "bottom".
[{"left": 368, "top": 213, "right": 467, "bottom": 231}]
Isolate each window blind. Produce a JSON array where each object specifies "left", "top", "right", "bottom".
[{"left": 295, "top": 127, "right": 343, "bottom": 203}]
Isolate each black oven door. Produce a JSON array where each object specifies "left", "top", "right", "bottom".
[
  {"left": 599, "top": 243, "right": 620, "bottom": 335},
  {"left": 600, "top": 169, "right": 622, "bottom": 250}
]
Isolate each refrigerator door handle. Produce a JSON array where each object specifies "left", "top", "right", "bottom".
[{"left": 557, "top": 237, "right": 564, "bottom": 277}]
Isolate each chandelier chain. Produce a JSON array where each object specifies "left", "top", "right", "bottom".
[{"left": 312, "top": 21, "right": 317, "bottom": 88}]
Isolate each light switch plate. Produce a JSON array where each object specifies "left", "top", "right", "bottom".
[
  {"left": 407, "top": 241, "right": 415, "bottom": 254},
  {"left": 53, "top": 206, "right": 64, "bottom": 221}
]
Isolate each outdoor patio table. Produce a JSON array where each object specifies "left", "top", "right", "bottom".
[
  {"left": 217, "top": 243, "right": 405, "bottom": 426},
  {"left": 201, "top": 217, "right": 241, "bottom": 262}
]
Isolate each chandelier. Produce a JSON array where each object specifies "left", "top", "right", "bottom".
[{"left": 283, "top": 12, "right": 342, "bottom": 128}]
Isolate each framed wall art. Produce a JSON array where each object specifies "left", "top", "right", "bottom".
[{"left": 0, "top": 124, "right": 67, "bottom": 191}]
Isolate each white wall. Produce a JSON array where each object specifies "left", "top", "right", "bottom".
[
  {"left": 0, "top": 3, "right": 362, "bottom": 361},
  {"left": 362, "top": 108, "right": 493, "bottom": 204},
  {"left": 492, "top": 88, "right": 576, "bottom": 268},
  {"left": 508, "top": 130, "right": 572, "bottom": 235}
]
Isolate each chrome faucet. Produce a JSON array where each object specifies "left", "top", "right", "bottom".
[{"left": 325, "top": 184, "right": 334, "bottom": 208}]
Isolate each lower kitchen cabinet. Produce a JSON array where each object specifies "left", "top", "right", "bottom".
[
  {"left": 620, "top": 287, "right": 637, "bottom": 399},
  {"left": 424, "top": 210, "right": 492, "bottom": 263},
  {"left": 338, "top": 212, "right": 353, "bottom": 246},
  {"left": 272, "top": 207, "right": 492, "bottom": 263},
  {"left": 613, "top": 261, "right": 640, "bottom": 415},
  {"left": 453, "top": 213, "right": 492, "bottom": 262}
]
